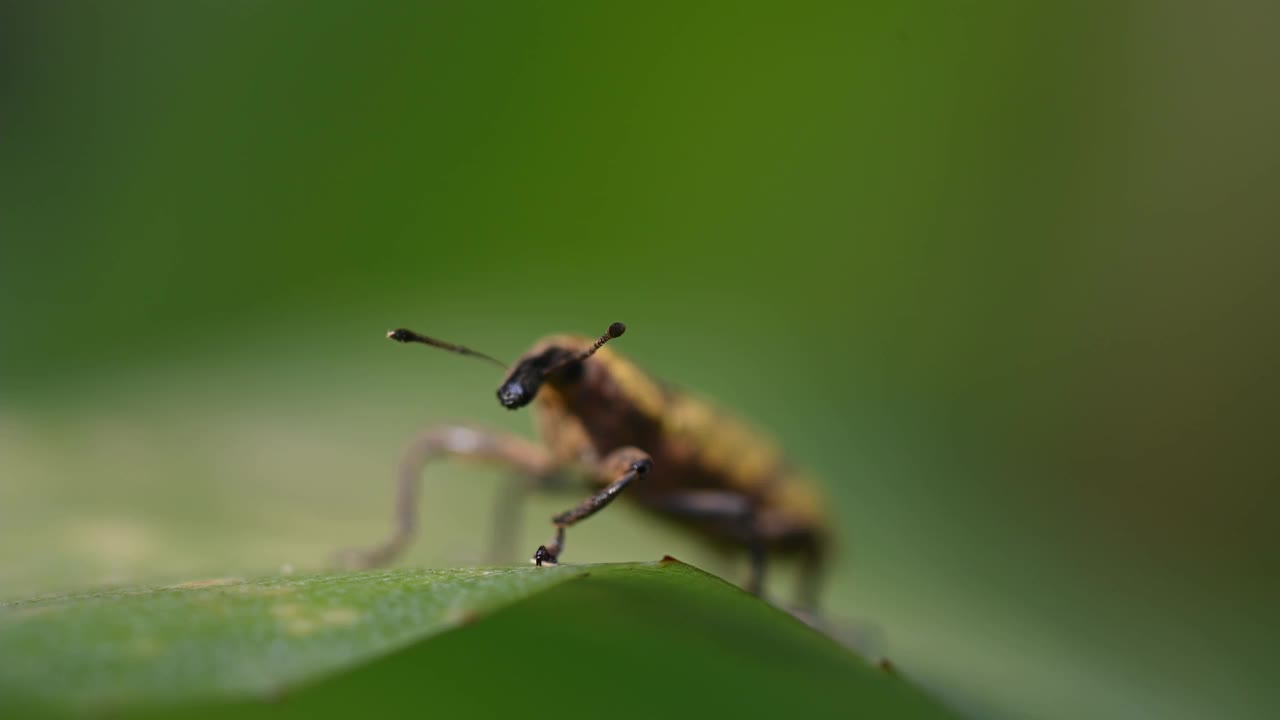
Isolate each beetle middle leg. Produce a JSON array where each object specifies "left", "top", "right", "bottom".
[
  {"left": 648, "top": 490, "right": 767, "bottom": 594},
  {"left": 336, "top": 425, "right": 558, "bottom": 569},
  {"left": 532, "top": 447, "right": 652, "bottom": 566}
]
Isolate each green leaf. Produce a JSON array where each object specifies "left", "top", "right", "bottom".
[{"left": 0, "top": 560, "right": 956, "bottom": 719}]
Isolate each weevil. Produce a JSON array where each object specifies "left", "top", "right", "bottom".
[{"left": 338, "top": 321, "right": 831, "bottom": 607}]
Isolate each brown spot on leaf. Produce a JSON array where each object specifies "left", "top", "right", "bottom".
[
  {"left": 443, "top": 605, "right": 485, "bottom": 627},
  {"left": 659, "top": 555, "right": 681, "bottom": 565}
]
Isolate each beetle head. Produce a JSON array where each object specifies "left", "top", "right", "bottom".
[
  {"left": 497, "top": 321, "right": 625, "bottom": 409},
  {"left": 386, "top": 322, "right": 625, "bottom": 411},
  {"left": 496, "top": 347, "right": 568, "bottom": 409}
]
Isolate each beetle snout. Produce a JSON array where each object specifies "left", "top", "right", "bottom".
[
  {"left": 497, "top": 351, "right": 559, "bottom": 410},
  {"left": 497, "top": 380, "right": 534, "bottom": 409}
]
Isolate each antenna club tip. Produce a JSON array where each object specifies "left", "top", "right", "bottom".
[
  {"left": 607, "top": 322, "right": 626, "bottom": 338},
  {"left": 387, "top": 329, "right": 411, "bottom": 342}
]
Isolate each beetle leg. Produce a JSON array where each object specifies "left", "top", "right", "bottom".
[
  {"left": 532, "top": 447, "right": 652, "bottom": 566},
  {"left": 486, "top": 467, "right": 577, "bottom": 563},
  {"left": 336, "top": 425, "right": 557, "bottom": 569},
  {"left": 647, "top": 490, "right": 766, "bottom": 595}
]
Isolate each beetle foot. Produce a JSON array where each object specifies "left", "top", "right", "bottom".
[{"left": 532, "top": 545, "right": 558, "bottom": 567}]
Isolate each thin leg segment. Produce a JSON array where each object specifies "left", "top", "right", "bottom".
[
  {"left": 336, "top": 425, "right": 557, "bottom": 569},
  {"left": 649, "top": 490, "right": 765, "bottom": 595},
  {"left": 789, "top": 526, "right": 829, "bottom": 612},
  {"left": 532, "top": 447, "right": 652, "bottom": 566}
]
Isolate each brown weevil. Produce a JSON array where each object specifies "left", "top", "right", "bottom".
[{"left": 338, "top": 322, "right": 831, "bottom": 608}]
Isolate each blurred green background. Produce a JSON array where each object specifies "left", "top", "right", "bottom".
[{"left": 1, "top": 2, "right": 1276, "bottom": 718}]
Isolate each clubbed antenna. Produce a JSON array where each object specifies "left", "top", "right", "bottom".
[
  {"left": 386, "top": 328, "right": 507, "bottom": 369},
  {"left": 544, "top": 322, "right": 626, "bottom": 376}
]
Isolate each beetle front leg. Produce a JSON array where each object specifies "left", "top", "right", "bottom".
[
  {"left": 532, "top": 447, "right": 652, "bottom": 566},
  {"left": 336, "top": 425, "right": 557, "bottom": 569}
]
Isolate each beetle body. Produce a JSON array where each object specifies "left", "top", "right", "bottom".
[
  {"left": 341, "top": 323, "right": 831, "bottom": 607},
  {"left": 526, "top": 334, "right": 829, "bottom": 563}
]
